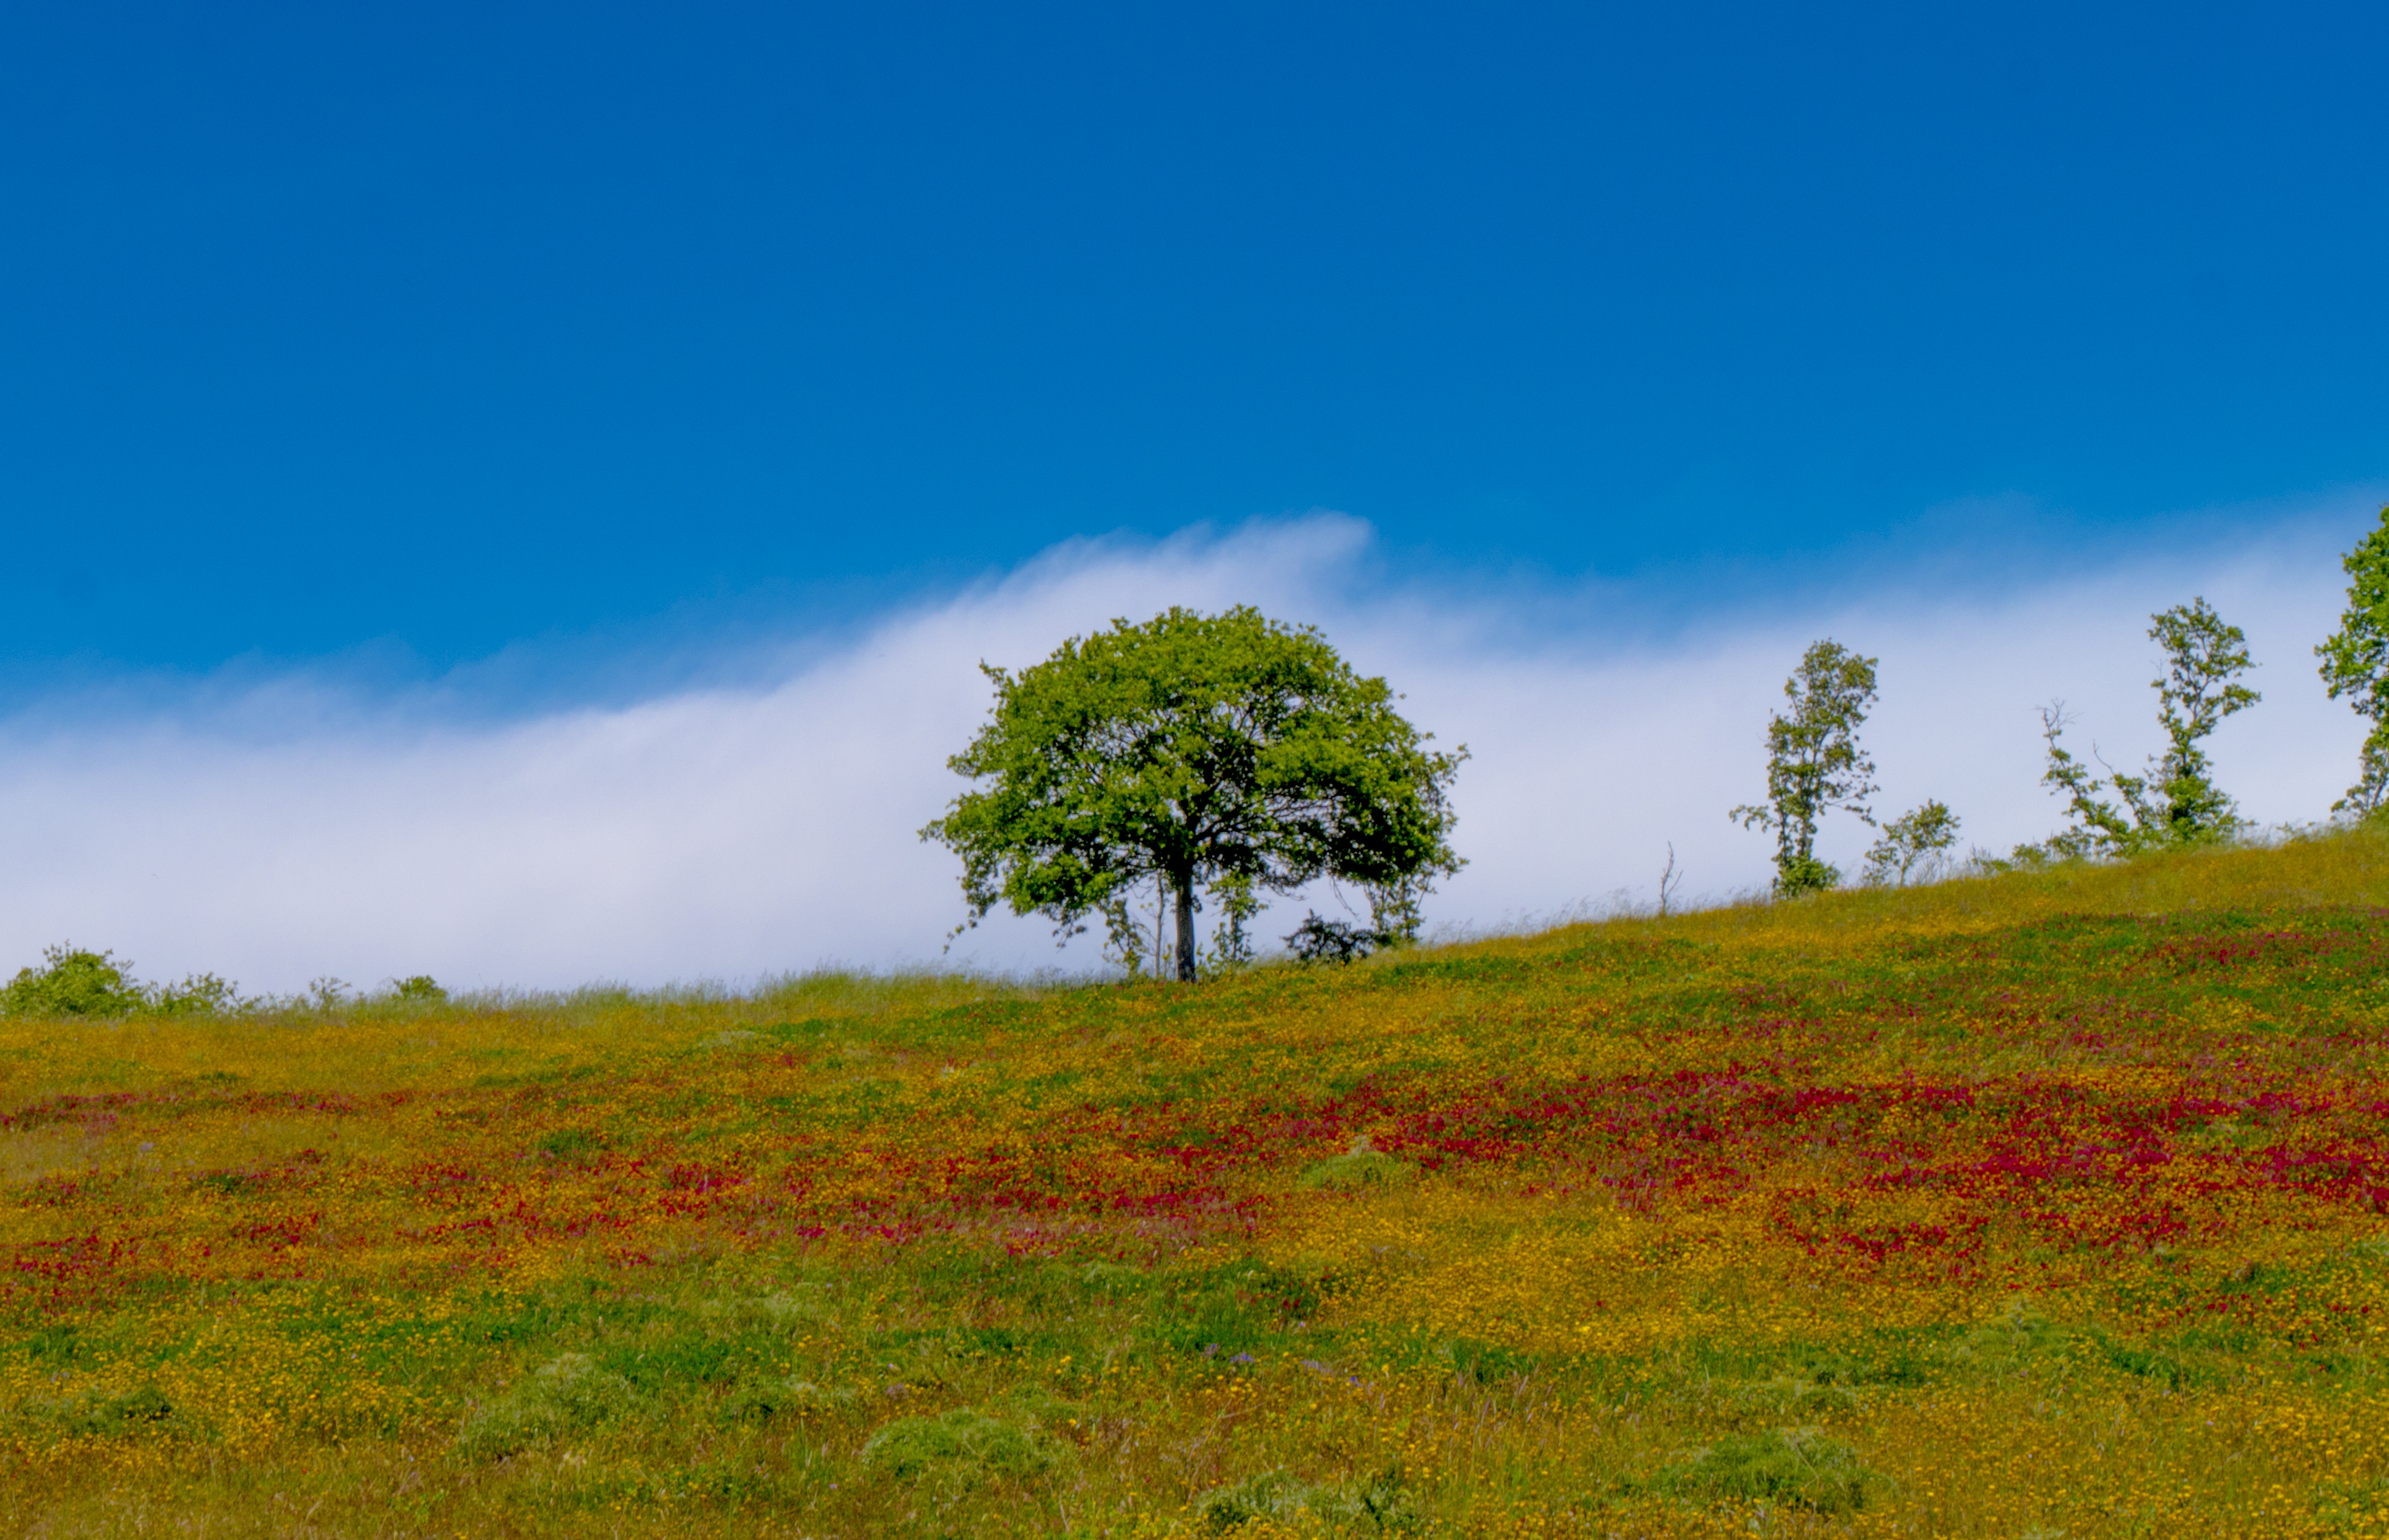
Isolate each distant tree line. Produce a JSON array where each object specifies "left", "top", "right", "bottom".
[
  {"left": 1730, "top": 504, "right": 2389, "bottom": 895},
  {"left": 0, "top": 945, "right": 447, "bottom": 1019}
]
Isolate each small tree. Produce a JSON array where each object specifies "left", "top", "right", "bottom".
[
  {"left": 2034, "top": 597, "right": 2260, "bottom": 857},
  {"left": 1731, "top": 640, "right": 1879, "bottom": 896},
  {"left": 2316, "top": 506, "right": 2389, "bottom": 817},
  {"left": 1656, "top": 843, "right": 1685, "bottom": 918},
  {"left": 1862, "top": 800, "right": 1962, "bottom": 887},
  {"left": 922, "top": 606, "right": 1467, "bottom": 981}
]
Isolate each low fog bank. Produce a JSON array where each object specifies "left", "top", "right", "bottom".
[{"left": 0, "top": 508, "right": 2371, "bottom": 992}]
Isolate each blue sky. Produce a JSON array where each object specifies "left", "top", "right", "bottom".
[
  {"left": 3, "top": 3, "right": 2386, "bottom": 988},
  {"left": 6, "top": 1, "right": 2383, "bottom": 685}
]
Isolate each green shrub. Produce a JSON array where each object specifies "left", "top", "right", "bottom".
[
  {"left": 0, "top": 945, "right": 243, "bottom": 1018},
  {"left": 153, "top": 973, "right": 240, "bottom": 1015},
  {"left": 1773, "top": 856, "right": 1842, "bottom": 898},
  {"left": 1, "top": 947, "right": 148, "bottom": 1016}
]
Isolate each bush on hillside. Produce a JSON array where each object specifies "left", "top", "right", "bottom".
[
  {"left": 0, "top": 945, "right": 243, "bottom": 1019},
  {"left": 1285, "top": 913, "right": 1391, "bottom": 963},
  {"left": 0, "top": 947, "right": 147, "bottom": 1016}
]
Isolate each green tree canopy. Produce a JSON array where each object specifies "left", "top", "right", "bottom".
[
  {"left": 921, "top": 606, "right": 1466, "bottom": 981},
  {"left": 2316, "top": 506, "right": 2389, "bottom": 816},
  {"left": 1731, "top": 639, "right": 1879, "bottom": 896}
]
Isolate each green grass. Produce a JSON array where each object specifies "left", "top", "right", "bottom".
[{"left": 3, "top": 831, "right": 2389, "bottom": 1535}]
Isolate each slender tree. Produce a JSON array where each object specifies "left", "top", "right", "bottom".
[
  {"left": 2035, "top": 597, "right": 2260, "bottom": 857},
  {"left": 2316, "top": 506, "right": 2389, "bottom": 816},
  {"left": 922, "top": 606, "right": 1466, "bottom": 981},
  {"left": 1731, "top": 640, "right": 1879, "bottom": 896}
]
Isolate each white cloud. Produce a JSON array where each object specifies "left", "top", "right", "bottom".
[{"left": 0, "top": 509, "right": 2370, "bottom": 993}]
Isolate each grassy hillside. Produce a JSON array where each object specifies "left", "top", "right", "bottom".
[{"left": 8, "top": 834, "right": 2389, "bottom": 1537}]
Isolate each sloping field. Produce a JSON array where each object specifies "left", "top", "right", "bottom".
[{"left": 7, "top": 837, "right": 2389, "bottom": 1538}]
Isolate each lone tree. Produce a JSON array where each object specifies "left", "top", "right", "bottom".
[
  {"left": 921, "top": 606, "right": 1466, "bottom": 981},
  {"left": 1732, "top": 640, "right": 1879, "bottom": 897},
  {"left": 2035, "top": 597, "right": 2259, "bottom": 857},
  {"left": 2317, "top": 506, "right": 2389, "bottom": 817}
]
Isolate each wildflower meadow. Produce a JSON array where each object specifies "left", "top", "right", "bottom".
[{"left": 8, "top": 832, "right": 2389, "bottom": 1537}]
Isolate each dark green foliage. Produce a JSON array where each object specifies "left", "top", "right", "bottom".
[
  {"left": 391, "top": 975, "right": 448, "bottom": 1002},
  {"left": 1285, "top": 912, "right": 1390, "bottom": 963},
  {"left": 2317, "top": 506, "right": 2389, "bottom": 815},
  {"left": 922, "top": 606, "right": 1465, "bottom": 981},
  {"left": 1731, "top": 640, "right": 1879, "bottom": 897}
]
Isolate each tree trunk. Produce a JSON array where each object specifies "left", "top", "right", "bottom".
[{"left": 1174, "top": 871, "right": 1198, "bottom": 983}]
